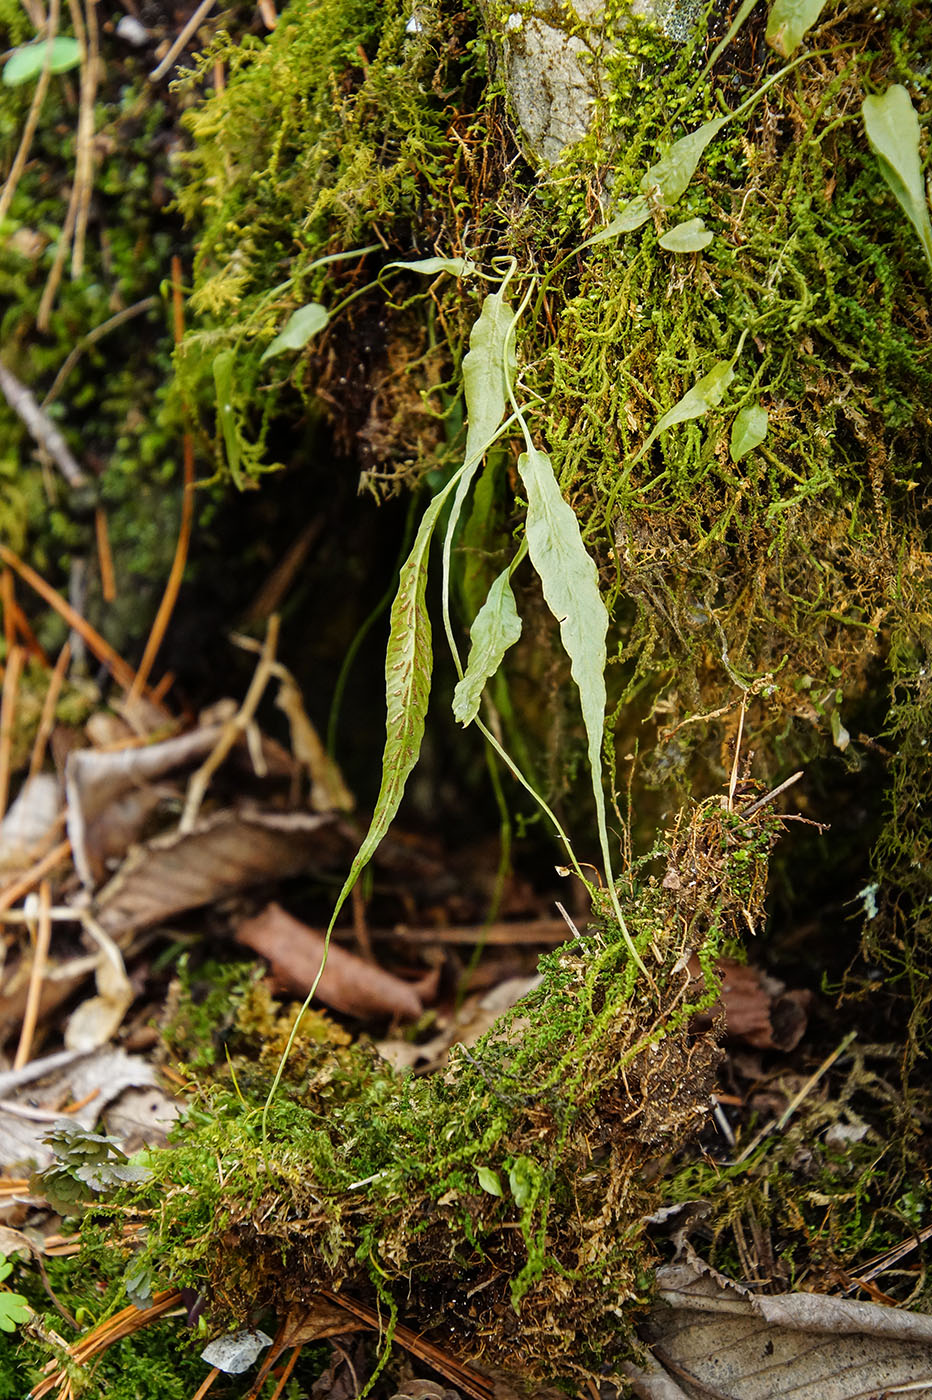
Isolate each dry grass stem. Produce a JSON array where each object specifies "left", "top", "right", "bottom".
[
  {"left": 0, "top": 0, "right": 59, "bottom": 224},
  {"left": 0, "top": 643, "right": 25, "bottom": 819},
  {"left": 29, "top": 642, "right": 72, "bottom": 782},
  {"left": 149, "top": 0, "right": 217, "bottom": 81},
  {"left": 179, "top": 614, "right": 281, "bottom": 831},
  {"left": 0, "top": 838, "right": 72, "bottom": 915},
  {"left": 94, "top": 506, "right": 116, "bottom": 602},
  {"left": 42, "top": 296, "right": 160, "bottom": 410},
  {"left": 13, "top": 878, "right": 54, "bottom": 1068},
  {"left": 69, "top": 0, "right": 99, "bottom": 278},
  {"left": 127, "top": 260, "right": 195, "bottom": 705},
  {"left": 734, "top": 1029, "right": 858, "bottom": 1164}
]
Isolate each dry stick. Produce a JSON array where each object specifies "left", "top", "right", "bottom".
[
  {"left": 69, "top": 0, "right": 98, "bottom": 278},
  {"left": 94, "top": 505, "right": 116, "bottom": 602},
  {"left": 733, "top": 1029, "right": 858, "bottom": 1166},
  {"left": 29, "top": 641, "right": 72, "bottom": 782},
  {"left": 35, "top": 0, "right": 89, "bottom": 328},
  {"left": 257, "top": 0, "right": 278, "bottom": 28},
  {"left": 13, "top": 879, "right": 53, "bottom": 1069},
  {"left": 179, "top": 614, "right": 281, "bottom": 832},
  {"left": 0, "top": 644, "right": 24, "bottom": 820},
  {"left": 0, "top": 544, "right": 138, "bottom": 691},
  {"left": 126, "top": 260, "right": 196, "bottom": 705},
  {"left": 0, "top": 569, "right": 14, "bottom": 656},
  {"left": 36, "top": 184, "right": 79, "bottom": 331},
  {"left": 0, "top": 361, "right": 87, "bottom": 488},
  {"left": 0, "top": 839, "right": 72, "bottom": 915},
  {"left": 268, "top": 1348, "right": 301, "bottom": 1400},
  {"left": 32, "top": 1292, "right": 185, "bottom": 1400},
  {"left": 149, "top": 0, "right": 217, "bottom": 81},
  {"left": 42, "top": 296, "right": 160, "bottom": 410},
  {"left": 190, "top": 1368, "right": 221, "bottom": 1400},
  {"left": 738, "top": 769, "right": 803, "bottom": 819},
  {"left": 0, "top": 0, "right": 59, "bottom": 224},
  {"left": 10, "top": 601, "right": 49, "bottom": 665},
  {"left": 20, "top": 0, "right": 47, "bottom": 30},
  {"left": 727, "top": 693, "right": 746, "bottom": 811},
  {"left": 319, "top": 1289, "right": 494, "bottom": 1400}
]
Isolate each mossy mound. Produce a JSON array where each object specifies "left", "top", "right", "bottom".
[{"left": 98, "top": 796, "right": 780, "bottom": 1383}]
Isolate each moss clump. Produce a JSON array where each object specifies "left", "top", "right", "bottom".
[{"left": 92, "top": 795, "right": 782, "bottom": 1384}]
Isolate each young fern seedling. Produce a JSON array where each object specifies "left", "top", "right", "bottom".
[{"left": 263, "top": 256, "right": 652, "bottom": 1129}]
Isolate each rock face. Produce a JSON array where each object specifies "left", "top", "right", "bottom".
[{"left": 500, "top": 0, "right": 702, "bottom": 164}]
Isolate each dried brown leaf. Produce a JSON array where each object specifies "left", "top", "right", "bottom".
[
  {"left": 235, "top": 903, "right": 434, "bottom": 1020},
  {"left": 95, "top": 808, "right": 342, "bottom": 935},
  {"left": 633, "top": 1259, "right": 932, "bottom": 1399},
  {"left": 65, "top": 725, "right": 225, "bottom": 887}
]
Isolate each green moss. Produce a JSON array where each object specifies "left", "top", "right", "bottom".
[{"left": 76, "top": 796, "right": 781, "bottom": 1383}]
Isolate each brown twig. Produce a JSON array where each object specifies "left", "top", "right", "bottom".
[
  {"left": 126, "top": 259, "right": 196, "bottom": 705},
  {"left": 9, "top": 600, "right": 49, "bottom": 665},
  {"left": 32, "top": 1291, "right": 185, "bottom": 1399},
  {"left": 94, "top": 506, "right": 116, "bottom": 602},
  {"left": 318, "top": 1289, "right": 494, "bottom": 1400},
  {"left": 268, "top": 1347, "right": 301, "bottom": 1400},
  {"left": 0, "top": 544, "right": 140, "bottom": 692},
  {"left": 149, "top": 0, "right": 217, "bottom": 81},
  {"left": 0, "top": 839, "right": 72, "bottom": 915},
  {"left": 0, "top": 644, "right": 24, "bottom": 821},
  {"left": 69, "top": 0, "right": 98, "bottom": 278},
  {"left": 28, "top": 641, "right": 72, "bottom": 782},
  {"left": 1, "top": 568, "right": 14, "bottom": 654},
  {"left": 13, "top": 878, "right": 53, "bottom": 1069},
  {"left": 179, "top": 614, "right": 281, "bottom": 831},
  {"left": 0, "top": 0, "right": 60, "bottom": 225},
  {"left": 190, "top": 1367, "right": 220, "bottom": 1400}
]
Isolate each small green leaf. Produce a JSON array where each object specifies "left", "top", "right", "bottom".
[
  {"left": 517, "top": 446, "right": 644, "bottom": 969},
  {"left": 862, "top": 85, "right": 932, "bottom": 276},
  {"left": 659, "top": 217, "right": 714, "bottom": 252},
  {"left": 453, "top": 556, "right": 523, "bottom": 725},
  {"left": 637, "top": 358, "right": 737, "bottom": 461},
  {"left": 765, "top": 0, "right": 830, "bottom": 57},
  {"left": 441, "top": 286, "right": 517, "bottom": 665},
  {"left": 385, "top": 256, "right": 476, "bottom": 277},
  {"left": 730, "top": 403, "right": 769, "bottom": 461},
  {"left": 576, "top": 196, "right": 651, "bottom": 254},
  {"left": 212, "top": 350, "right": 242, "bottom": 488},
  {"left": 260, "top": 303, "right": 329, "bottom": 362},
  {"left": 0, "top": 1260, "right": 10, "bottom": 1284},
  {"left": 508, "top": 1155, "right": 541, "bottom": 1208},
  {"left": 3, "top": 36, "right": 81, "bottom": 86},
  {"left": 641, "top": 117, "right": 728, "bottom": 208},
  {"left": 0, "top": 1289, "right": 29, "bottom": 1333},
  {"left": 476, "top": 1166, "right": 503, "bottom": 1197}
]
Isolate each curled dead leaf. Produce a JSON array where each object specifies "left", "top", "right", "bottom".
[{"left": 235, "top": 903, "right": 436, "bottom": 1020}]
